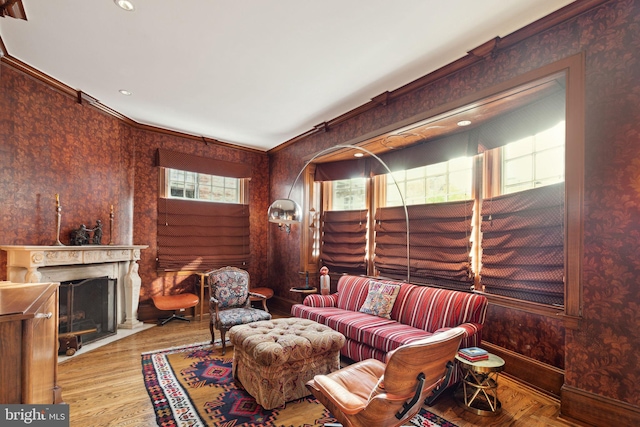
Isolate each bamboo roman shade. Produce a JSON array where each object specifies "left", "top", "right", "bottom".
[
  {"left": 157, "top": 199, "right": 250, "bottom": 271},
  {"left": 479, "top": 183, "right": 564, "bottom": 305},
  {"left": 374, "top": 201, "right": 473, "bottom": 288},
  {"left": 320, "top": 210, "right": 368, "bottom": 274}
]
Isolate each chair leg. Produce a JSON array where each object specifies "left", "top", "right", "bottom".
[
  {"left": 220, "top": 329, "right": 227, "bottom": 355},
  {"left": 158, "top": 312, "right": 191, "bottom": 325},
  {"left": 209, "top": 322, "right": 215, "bottom": 344}
]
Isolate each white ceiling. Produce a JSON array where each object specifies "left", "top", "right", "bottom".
[{"left": 0, "top": 0, "right": 575, "bottom": 151}]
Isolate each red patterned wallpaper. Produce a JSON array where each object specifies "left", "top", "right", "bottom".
[
  {"left": 268, "top": 0, "right": 640, "bottom": 407},
  {"left": 0, "top": 64, "right": 270, "bottom": 306},
  {"left": 0, "top": 66, "right": 133, "bottom": 251}
]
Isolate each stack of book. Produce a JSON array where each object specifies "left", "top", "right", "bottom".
[{"left": 458, "top": 347, "right": 489, "bottom": 362}]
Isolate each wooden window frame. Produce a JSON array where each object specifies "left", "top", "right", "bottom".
[{"left": 305, "top": 53, "right": 584, "bottom": 327}]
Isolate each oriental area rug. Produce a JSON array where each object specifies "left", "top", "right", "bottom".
[{"left": 142, "top": 342, "right": 459, "bottom": 427}]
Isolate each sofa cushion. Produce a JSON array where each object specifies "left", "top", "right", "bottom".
[
  {"left": 317, "top": 310, "right": 432, "bottom": 353},
  {"left": 397, "top": 286, "right": 487, "bottom": 332},
  {"left": 359, "top": 281, "right": 400, "bottom": 319},
  {"left": 291, "top": 305, "right": 347, "bottom": 325},
  {"left": 336, "top": 276, "right": 371, "bottom": 311}
]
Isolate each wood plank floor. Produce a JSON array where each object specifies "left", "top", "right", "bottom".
[{"left": 57, "top": 314, "right": 581, "bottom": 427}]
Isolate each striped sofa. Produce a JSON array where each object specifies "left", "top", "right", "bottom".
[{"left": 291, "top": 275, "right": 488, "bottom": 388}]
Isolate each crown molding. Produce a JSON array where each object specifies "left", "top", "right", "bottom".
[
  {"left": 0, "top": 47, "right": 264, "bottom": 155},
  {"left": 268, "top": 0, "right": 609, "bottom": 155}
]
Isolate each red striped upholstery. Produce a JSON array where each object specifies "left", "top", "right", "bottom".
[{"left": 291, "top": 275, "right": 488, "bottom": 389}]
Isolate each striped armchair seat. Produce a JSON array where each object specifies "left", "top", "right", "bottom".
[{"left": 291, "top": 275, "right": 487, "bottom": 389}]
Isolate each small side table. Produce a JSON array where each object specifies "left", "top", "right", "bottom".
[
  {"left": 250, "top": 287, "right": 274, "bottom": 312},
  {"left": 454, "top": 353, "right": 505, "bottom": 416}
]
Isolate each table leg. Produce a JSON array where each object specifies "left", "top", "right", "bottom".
[{"left": 197, "top": 273, "right": 206, "bottom": 321}]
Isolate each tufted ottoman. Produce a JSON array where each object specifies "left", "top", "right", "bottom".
[{"left": 228, "top": 318, "right": 346, "bottom": 409}]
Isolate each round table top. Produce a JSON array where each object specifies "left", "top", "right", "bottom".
[
  {"left": 250, "top": 287, "right": 274, "bottom": 300},
  {"left": 455, "top": 353, "right": 505, "bottom": 373}
]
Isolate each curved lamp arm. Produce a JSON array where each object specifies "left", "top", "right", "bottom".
[{"left": 268, "top": 144, "right": 410, "bottom": 283}]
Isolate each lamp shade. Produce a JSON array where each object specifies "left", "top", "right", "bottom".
[{"left": 268, "top": 199, "right": 302, "bottom": 224}]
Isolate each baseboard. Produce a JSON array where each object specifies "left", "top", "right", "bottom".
[
  {"left": 271, "top": 295, "right": 296, "bottom": 315},
  {"left": 481, "top": 341, "right": 564, "bottom": 398},
  {"left": 560, "top": 384, "right": 640, "bottom": 427}
]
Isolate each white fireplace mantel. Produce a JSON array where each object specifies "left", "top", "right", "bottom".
[{"left": 0, "top": 245, "right": 148, "bottom": 329}]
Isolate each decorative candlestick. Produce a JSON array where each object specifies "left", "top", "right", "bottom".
[
  {"left": 54, "top": 193, "right": 64, "bottom": 246},
  {"left": 109, "top": 204, "right": 114, "bottom": 245}
]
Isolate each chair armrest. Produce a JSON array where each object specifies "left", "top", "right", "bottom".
[
  {"left": 209, "top": 297, "right": 221, "bottom": 318},
  {"left": 312, "top": 375, "right": 368, "bottom": 415}
]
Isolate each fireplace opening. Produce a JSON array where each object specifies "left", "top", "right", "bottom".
[{"left": 59, "top": 276, "right": 117, "bottom": 347}]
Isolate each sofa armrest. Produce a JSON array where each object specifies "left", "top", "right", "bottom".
[
  {"left": 303, "top": 293, "right": 339, "bottom": 308},
  {"left": 433, "top": 323, "right": 484, "bottom": 348}
]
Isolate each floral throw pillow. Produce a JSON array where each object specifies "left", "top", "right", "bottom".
[{"left": 359, "top": 281, "right": 401, "bottom": 319}]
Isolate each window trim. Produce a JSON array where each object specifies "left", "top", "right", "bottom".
[{"left": 306, "top": 53, "right": 584, "bottom": 327}]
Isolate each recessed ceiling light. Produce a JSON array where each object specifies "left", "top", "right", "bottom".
[
  {"left": 353, "top": 153, "right": 364, "bottom": 158},
  {"left": 119, "top": 89, "right": 132, "bottom": 96},
  {"left": 457, "top": 120, "right": 472, "bottom": 127},
  {"left": 114, "top": 0, "right": 135, "bottom": 11}
]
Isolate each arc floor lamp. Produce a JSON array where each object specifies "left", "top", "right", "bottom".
[{"left": 268, "top": 144, "right": 411, "bottom": 283}]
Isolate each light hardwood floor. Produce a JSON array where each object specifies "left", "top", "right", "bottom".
[{"left": 57, "top": 314, "right": 581, "bottom": 427}]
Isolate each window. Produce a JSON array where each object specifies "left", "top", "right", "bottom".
[
  {"left": 502, "top": 121, "right": 565, "bottom": 194},
  {"left": 166, "top": 168, "right": 242, "bottom": 203},
  {"left": 386, "top": 157, "right": 473, "bottom": 206},
  {"left": 321, "top": 177, "right": 369, "bottom": 275},
  {"left": 330, "top": 178, "right": 367, "bottom": 210},
  {"left": 309, "top": 55, "right": 584, "bottom": 320}
]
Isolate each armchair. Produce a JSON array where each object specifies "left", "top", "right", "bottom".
[
  {"left": 207, "top": 266, "right": 272, "bottom": 355},
  {"left": 306, "top": 327, "right": 465, "bottom": 427}
]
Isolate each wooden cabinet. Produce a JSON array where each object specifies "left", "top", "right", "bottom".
[{"left": 0, "top": 282, "right": 62, "bottom": 404}]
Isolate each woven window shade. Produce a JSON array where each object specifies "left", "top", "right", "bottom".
[
  {"left": 320, "top": 210, "right": 368, "bottom": 274},
  {"left": 374, "top": 202, "right": 473, "bottom": 288},
  {"left": 477, "top": 91, "right": 565, "bottom": 152},
  {"left": 479, "top": 183, "right": 564, "bottom": 305},
  {"left": 156, "top": 148, "right": 251, "bottom": 178},
  {"left": 157, "top": 198, "right": 250, "bottom": 271}
]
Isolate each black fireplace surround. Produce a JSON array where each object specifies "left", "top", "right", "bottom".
[{"left": 59, "top": 276, "right": 117, "bottom": 344}]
